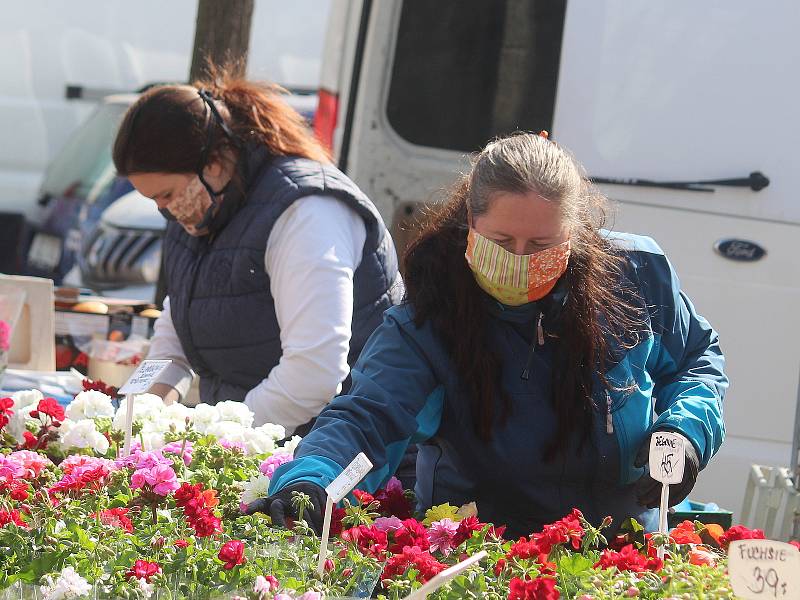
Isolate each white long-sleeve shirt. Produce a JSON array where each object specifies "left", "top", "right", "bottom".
[{"left": 147, "top": 194, "right": 367, "bottom": 431}]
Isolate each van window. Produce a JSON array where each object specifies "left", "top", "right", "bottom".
[
  {"left": 386, "top": 0, "right": 567, "bottom": 153},
  {"left": 39, "top": 101, "right": 127, "bottom": 201}
]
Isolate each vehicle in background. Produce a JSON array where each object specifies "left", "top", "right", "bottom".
[
  {"left": 315, "top": 0, "right": 800, "bottom": 519},
  {"left": 24, "top": 90, "right": 317, "bottom": 299},
  {"left": 5, "top": 0, "right": 330, "bottom": 280}
]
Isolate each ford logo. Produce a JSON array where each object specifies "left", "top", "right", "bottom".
[{"left": 714, "top": 239, "right": 766, "bottom": 262}]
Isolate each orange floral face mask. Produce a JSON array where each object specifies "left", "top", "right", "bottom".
[{"left": 465, "top": 229, "right": 570, "bottom": 306}]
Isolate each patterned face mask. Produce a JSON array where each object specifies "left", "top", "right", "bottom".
[
  {"left": 159, "top": 176, "right": 214, "bottom": 236},
  {"left": 465, "top": 228, "right": 570, "bottom": 306}
]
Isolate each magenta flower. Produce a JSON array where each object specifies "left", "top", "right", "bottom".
[
  {"left": 162, "top": 441, "right": 193, "bottom": 466},
  {"left": 427, "top": 518, "right": 460, "bottom": 557},
  {"left": 374, "top": 516, "right": 404, "bottom": 533},
  {"left": 259, "top": 453, "right": 293, "bottom": 479}
]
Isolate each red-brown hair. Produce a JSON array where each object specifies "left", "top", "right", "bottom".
[{"left": 113, "top": 63, "right": 329, "bottom": 176}]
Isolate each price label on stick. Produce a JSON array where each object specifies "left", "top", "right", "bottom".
[
  {"left": 325, "top": 452, "right": 373, "bottom": 503},
  {"left": 729, "top": 540, "right": 800, "bottom": 599},
  {"left": 648, "top": 431, "right": 685, "bottom": 485},
  {"left": 119, "top": 359, "right": 172, "bottom": 395}
]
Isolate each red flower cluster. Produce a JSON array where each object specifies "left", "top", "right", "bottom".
[
  {"left": 595, "top": 544, "right": 663, "bottom": 573},
  {"left": 29, "top": 398, "right": 65, "bottom": 423},
  {"left": 537, "top": 509, "right": 584, "bottom": 552},
  {"left": 382, "top": 546, "right": 446, "bottom": 584},
  {"left": 95, "top": 508, "right": 134, "bottom": 533},
  {"left": 174, "top": 483, "right": 222, "bottom": 537},
  {"left": 718, "top": 525, "right": 765, "bottom": 550},
  {"left": 508, "top": 576, "right": 560, "bottom": 600},
  {"left": 0, "top": 476, "right": 29, "bottom": 502},
  {"left": 452, "top": 515, "right": 487, "bottom": 546},
  {"left": 373, "top": 477, "right": 414, "bottom": 519},
  {"left": 353, "top": 489, "right": 375, "bottom": 506},
  {"left": 174, "top": 539, "right": 189, "bottom": 548},
  {"left": 389, "top": 518, "right": 430, "bottom": 554},
  {"left": 670, "top": 520, "right": 702, "bottom": 545},
  {"left": 341, "top": 524, "right": 389, "bottom": 559},
  {"left": 218, "top": 540, "right": 246, "bottom": 570},
  {"left": 81, "top": 377, "right": 118, "bottom": 397},
  {"left": 0, "top": 397, "right": 13, "bottom": 430},
  {"left": 0, "top": 509, "right": 28, "bottom": 529},
  {"left": 126, "top": 560, "right": 161, "bottom": 582}
]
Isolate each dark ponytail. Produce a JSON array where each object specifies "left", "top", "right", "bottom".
[{"left": 113, "top": 63, "right": 329, "bottom": 176}]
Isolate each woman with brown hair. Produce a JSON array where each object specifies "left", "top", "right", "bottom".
[
  {"left": 246, "top": 132, "right": 727, "bottom": 538},
  {"left": 112, "top": 68, "right": 402, "bottom": 435}
]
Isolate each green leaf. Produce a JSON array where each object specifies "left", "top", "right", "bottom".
[
  {"left": 557, "top": 553, "right": 594, "bottom": 576},
  {"left": 16, "top": 550, "right": 68, "bottom": 584},
  {"left": 67, "top": 522, "right": 96, "bottom": 551}
]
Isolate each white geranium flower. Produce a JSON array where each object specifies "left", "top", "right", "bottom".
[
  {"left": 215, "top": 400, "right": 254, "bottom": 428},
  {"left": 161, "top": 402, "right": 191, "bottom": 425},
  {"left": 61, "top": 419, "right": 109, "bottom": 455},
  {"left": 205, "top": 420, "right": 246, "bottom": 443},
  {"left": 189, "top": 403, "right": 220, "bottom": 434},
  {"left": 136, "top": 577, "right": 155, "bottom": 599},
  {"left": 66, "top": 390, "right": 115, "bottom": 421},
  {"left": 139, "top": 428, "right": 166, "bottom": 451},
  {"left": 275, "top": 435, "right": 302, "bottom": 456},
  {"left": 240, "top": 473, "right": 271, "bottom": 506},
  {"left": 112, "top": 394, "right": 165, "bottom": 430},
  {"left": 242, "top": 427, "right": 277, "bottom": 455},
  {"left": 40, "top": 566, "right": 92, "bottom": 600},
  {"left": 258, "top": 422, "right": 287, "bottom": 442}
]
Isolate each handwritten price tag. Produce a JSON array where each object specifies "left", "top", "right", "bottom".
[
  {"left": 119, "top": 359, "right": 172, "bottom": 395},
  {"left": 729, "top": 540, "right": 800, "bottom": 599},
  {"left": 325, "top": 452, "right": 373, "bottom": 503},
  {"left": 648, "top": 432, "right": 685, "bottom": 485}
]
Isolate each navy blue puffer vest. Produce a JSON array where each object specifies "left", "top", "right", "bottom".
[{"left": 163, "top": 149, "right": 402, "bottom": 404}]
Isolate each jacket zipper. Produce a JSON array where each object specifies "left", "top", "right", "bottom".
[
  {"left": 605, "top": 390, "right": 614, "bottom": 434},
  {"left": 521, "top": 312, "right": 545, "bottom": 381}
]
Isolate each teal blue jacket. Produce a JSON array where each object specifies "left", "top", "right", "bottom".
[{"left": 270, "top": 233, "right": 727, "bottom": 537}]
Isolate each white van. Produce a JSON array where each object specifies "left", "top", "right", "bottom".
[
  {"left": 2, "top": 0, "right": 329, "bottom": 267},
  {"left": 314, "top": 0, "right": 800, "bottom": 518}
]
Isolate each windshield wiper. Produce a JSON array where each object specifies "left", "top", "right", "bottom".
[{"left": 589, "top": 171, "right": 769, "bottom": 193}]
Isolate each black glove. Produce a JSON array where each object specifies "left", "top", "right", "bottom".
[
  {"left": 243, "top": 482, "right": 327, "bottom": 535},
  {"left": 634, "top": 431, "right": 699, "bottom": 509}
]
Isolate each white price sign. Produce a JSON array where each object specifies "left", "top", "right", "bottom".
[
  {"left": 648, "top": 431, "right": 686, "bottom": 485},
  {"left": 119, "top": 359, "right": 172, "bottom": 395},
  {"left": 729, "top": 540, "right": 800, "bottom": 599},
  {"left": 325, "top": 452, "right": 373, "bottom": 504}
]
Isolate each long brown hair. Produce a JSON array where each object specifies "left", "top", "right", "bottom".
[
  {"left": 113, "top": 63, "right": 329, "bottom": 176},
  {"left": 403, "top": 133, "right": 644, "bottom": 457}
]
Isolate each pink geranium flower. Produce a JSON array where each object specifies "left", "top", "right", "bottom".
[
  {"left": 7, "top": 450, "right": 52, "bottom": 478},
  {"left": 427, "top": 518, "right": 460, "bottom": 556},
  {"left": 259, "top": 453, "right": 293, "bottom": 479},
  {"left": 131, "top": 464, "right": 179, "bottom": 496}
]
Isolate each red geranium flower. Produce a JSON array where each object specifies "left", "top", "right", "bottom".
[
  {"left": 453, "top": 516, "right": 486, "bottom": 546},
  {"left": 22, "top": 431, "right": 38, "bottom": 450},
  {"left": 389, "top": 518, "right": 430, "bottom": 554},
  {"left": 174, "top": 539, "right": 189, "bottom": 548},
  {"left": 0, "top": 397, "right": 13, "bottom": 429},
  {"left": 341, "top": 524, "right": 389, "bottom": 559},
  {"left": 381, "top": 545, "right": 446, "bottom": 584},
  {"left": 595, "top": 544, "right": 663, "bottom": 573},
  {"left": 0, "top": 509, "right": 28, "bottom": 529},
  {"left": 29, "top": 398, "right": 65, "bottom": 423},
  {"left": 719, "top": 525, "right": 765, "bottom": 550},
  {"left": 96, "top": 508, "right": 134, "bottom": 533},
  {"left": 670, "top": 520, "right": 702, "bottom": 545},
  {"left": 126, "top": 560, "right": 161, "bottom": 582},
  {"left": 354, "top": 489, "right": 375, "bottom": 506},
  {"left": 508, "top": 576, "right": 560, "bottom": 600},
  {"left": 218, "top": 540, "right": 246, "bottom": 570}
]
